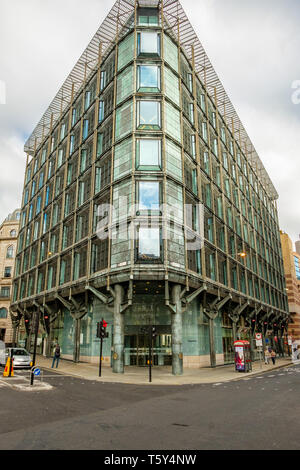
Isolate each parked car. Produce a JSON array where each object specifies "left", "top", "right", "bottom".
[{"left": 0, "top": 348, "right": 32, "bottom": 369}]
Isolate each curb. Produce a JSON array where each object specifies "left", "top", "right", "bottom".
[{"left": 35, "top": 360, "right": 294, "bottom": 386}]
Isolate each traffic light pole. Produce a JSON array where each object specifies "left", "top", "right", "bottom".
[
  {"left": 30, "top": 310, "right": 40, "bottom": 386},
  {"left": 99, "top": 336, "right": 103, "bottom": 377},
  {"left": 149, "top": 327, "right": 152, "bottom": 383}
]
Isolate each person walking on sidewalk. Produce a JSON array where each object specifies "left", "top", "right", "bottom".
[
  {"left": 51, "top": 343, "right": 61, "bottom": 368},
  {"left": 270, "top": 349, "right": 276, "bottom": 365},
  {"left": 264, "top": 348, "right": 271, "bottom": 365}
]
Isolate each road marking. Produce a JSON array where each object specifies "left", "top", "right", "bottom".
[
  {"left": 213, "top": 383, "right": 222, "bottom": 386},
  {"left": 267, "top": 375, "right": 275, "bottom": 377}
]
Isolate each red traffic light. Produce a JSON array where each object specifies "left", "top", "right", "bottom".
[
  {"left": 44, "top": 315, "right": 49, "bottom": 320},
  {"left": 102, "top": 320, "right": 107, "bottom": 328},
  {"left": 25, "top": 319, "right": 29, "bottom": 323}
]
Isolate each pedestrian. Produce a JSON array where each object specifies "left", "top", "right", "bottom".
[
  {"left": 264, "top": 348, "right": 270, "bottom": 365},
  {"left": 51, "top": 343, "right": 61, "bottom": 368},
  {"left": 270, "top": 349, "right": 276, "bottom": 365}
]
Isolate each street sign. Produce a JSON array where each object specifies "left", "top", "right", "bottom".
[
  {"left": 33, "top": 368, "right": 41, "bottom": 376},
  {"left": 256, "top": 339, "right": 263, "bottom": 347},
  {"left": 255, "top": 333, "right": 262, "bottom": 341}
]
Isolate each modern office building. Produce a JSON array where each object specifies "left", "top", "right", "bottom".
[
  {"left": 11, "top": 0, "right": 289, "bottom": 373},
  {"left": 0, "top": 210, "right": 20, "bottom": 345},
  {"left": 280, "top": 231, "right": 300, "bottom": 344}
]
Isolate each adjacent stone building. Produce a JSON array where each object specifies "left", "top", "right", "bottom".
[
  {"left": 11, "top": 0, "right": 289, "bottom": 373},
  {"left": 280, "top": 231, "right": 300, "bottom": 344},
  {"left": 0, "top": 210, "right": 20, "bottom": 345}
]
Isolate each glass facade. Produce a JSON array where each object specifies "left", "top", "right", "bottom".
[{"left": 13, "top": 2, "right": 288, "bottom": 369}]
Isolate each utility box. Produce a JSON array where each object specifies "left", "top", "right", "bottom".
[{"left": 234, "top": 340, "right": 252, "bottom": 373}]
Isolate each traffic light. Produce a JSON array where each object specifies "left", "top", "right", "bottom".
[
  {"left": 151, "top": 326, "right": 157, "bottom": 338},
  {"left": 97, "top": 320, "right": 108, "bottom": 339},
  {"left": 263, "top": 321, "right": 268, "bottom": 336},
  {"left": 251, "top": 319, "right": 256, "bottom": 335}
]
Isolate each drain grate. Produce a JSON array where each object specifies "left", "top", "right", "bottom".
[{"left": 172, "top": 423, "right": 189, "bottom": 427}]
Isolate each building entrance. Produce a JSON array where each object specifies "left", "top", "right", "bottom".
[
  {"left": 0, "top": 329, "right": 5, "bottom": 342},
  {"left": 124, "top": 326, "right": 172, "bottom": 366}
]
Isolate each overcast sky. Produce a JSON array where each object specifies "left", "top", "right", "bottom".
[{"left": 0, "top": 0, "right": 299, "bottom": 246}]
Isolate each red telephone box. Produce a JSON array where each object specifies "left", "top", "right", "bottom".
[{"left": 234, "top": 340, "right": 252, "bottom": 373}]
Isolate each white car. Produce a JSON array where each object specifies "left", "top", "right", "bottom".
[{"left": 0, "top": 348, "right": 32, "bottom": 369}]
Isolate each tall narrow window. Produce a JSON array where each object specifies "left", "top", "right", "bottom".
[
  {"left": 70, "top": 135, "right": 75, "bottom": 155},
  {"left": 72, "top": 109, "right": 77, "bottom": 127},
  {"left": 60, "top": 123, "right": 66, "bottom": 141},
  {"left": 6, "top": 246, "right": 14, "bottom": 259},
  {"left": 202, "top": 122, "right": 208, "bottom": 142},
  {"left": 80, "top": 149, "right": 87, "bottom": 173},
  {"left": 82, "top": 120, "right": 89, "bottom": 140},
  {"left": 84, "top": 91, "right": 91, "bottom": 110},
  {"left": 191, "top": 135, "right": 196, "bottom": 159},
  {"left": 100, "top": 71, "right": 106, "bottom": 91},
  {"left": 99, "top": 100, "right": 105, "bottom": 123},
  {"left": 95, "top": 167, "right": 102, "bottom": 194}
]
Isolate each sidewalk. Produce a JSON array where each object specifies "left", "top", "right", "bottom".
[{"left": 36, "top": 355, "right": 293, "bottom": 386}]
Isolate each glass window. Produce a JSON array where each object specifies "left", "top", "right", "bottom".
[
  {"left": 6, "top": 245, "right": 14, "bottom": 259},
  {"left": 137, "top": 101, "right": 161, "bottom": 130},
  {"left": 99, "top": 100, "right": 104, "bottom": 123},
  {"left": 80, "top": 149, "right": 87, "bottom": 173},
  {"left": 137, "top": 227, "right": 161, "bottom": 262},
  {"left": 0, "top": 308, "right": 7, "bottom": 318},
  {"left": 137, "top": 65, "right": 160, "bottom": 92},
  {"left": 83, "top": 120, "right": 89, "bottom": 140},
  {"left": 138, "top": 9, "right": 159, "bottom": 26},
  {"left": 100, "top": 71, "right": 106, "bottom": 91},
  {"left": 84, "top": 91, "right": 91, "bottom": 110},
  {"left": 136, "top": 139, "right": 161, "bottom": 170},
  {"left": 4, "top": 267, "right": 12, "bottom": 278},
  {"left": 137, "top": 181, "right": 160, "bottom": 212},
  {"left": 137, "top": 32, "right": 161, "bottom": 56}
]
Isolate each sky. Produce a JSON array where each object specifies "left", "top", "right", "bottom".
[{"left": 0, "top": 0, "right": 300, "bottom": 245}]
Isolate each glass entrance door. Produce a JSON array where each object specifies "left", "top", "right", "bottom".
[{"left": 124, "top": 332, "right": 172, "bottom": 366}]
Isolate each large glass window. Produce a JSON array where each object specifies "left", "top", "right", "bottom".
[
  {"left": 138, "top": 8, "right": 159, "bottom": 26},
  {"left": 137, "top": 101, "right": 161, "bottom": 130},
  {"left": 136, "top": 227, "right": 161, "bottom": 262},
  {"left": 136, "top": 139, "right": 161, "bottom": 170},
  {"left": 137, "top": 32, "right": 161, "bottom": 56},
  {"left": 137, "top": 65, "right": 160, "bottom": 92},
  {"left": 137, "top": 181, "right": 161, "bottom": 213}
]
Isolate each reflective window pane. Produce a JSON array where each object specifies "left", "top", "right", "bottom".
[
  {"left": 138, "top": 32, "right": 160, "bottom": 55},
  {"left": 138, "top": 66, "right": 160, "bottom": 92},
  {"left": 137, "top": 139, "right": 161, "bottom": 169},
  {"left": 138, "top": 181, "right": 160, "bottom": 211},
  {"left": 138, "top": 228, "right": 161, "bottom": 261},
  {"left": 137, "top": 101, "right": 161, "bottom": 130}
]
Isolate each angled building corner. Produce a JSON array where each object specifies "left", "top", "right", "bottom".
[{"left": 11, "top": 0, "right": 289, "bottom": 374}]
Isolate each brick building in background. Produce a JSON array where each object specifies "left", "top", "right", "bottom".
[
  {"left": 280, "top": 231, "right": 300, "bottom": 344},
  {"left": 0, "top": 209, "right": 20, "bottom": 345}
]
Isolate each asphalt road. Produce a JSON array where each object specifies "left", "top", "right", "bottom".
[{"left": 0, "top": 364, "right": 300, "bottom": 450}]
